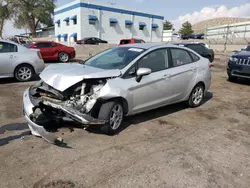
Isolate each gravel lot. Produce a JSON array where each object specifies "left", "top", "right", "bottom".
[{"left": 0, "top": 57, "right": 250, "bottom": 188}]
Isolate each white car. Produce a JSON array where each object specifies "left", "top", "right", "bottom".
[
  {"left": 23, "top": 43, "right": 212, "bottom": 143},
  {"left": 0, "top": 39, "right": 45, "bottom": 81}
]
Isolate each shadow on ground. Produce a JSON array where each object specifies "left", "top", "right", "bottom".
[
  {"left": 0, "top": 77, "right": 40, "bottom": 85},
  {"left": 0, "top": 131, "right": 31, "bottom": 147},
  {"left": 0, "top": 123, "right": 28, "bottom": 134},
  {"left": 0, "top": 123, "right": 30, "bottom": 147},
  {"left": 87, "top": 92, "right": 213, "bottom": 135}
]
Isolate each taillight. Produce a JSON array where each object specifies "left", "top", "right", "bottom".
[
  {"left": 37, "top": 51, "right": 42, "bottom": 59},
  {"left": 209, "top": 63, "right": 213, "bottom": 68}
]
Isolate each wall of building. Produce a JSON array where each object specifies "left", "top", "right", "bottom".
[
  {"left": 54, "top": 0, "right": 164, "bottom": 45},
  {"left": 54, "top": 4, "right": 81, "bottom": 45}
]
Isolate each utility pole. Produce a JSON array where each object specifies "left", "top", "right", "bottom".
[{"left": 224, "top": 25, "right": 229, "bottom": 52}]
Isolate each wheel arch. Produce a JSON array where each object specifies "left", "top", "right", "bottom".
[{"left": 91, "top": 96, "right": 129, "bottom": 118}]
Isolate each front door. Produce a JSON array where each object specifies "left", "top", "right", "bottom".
[
  {"left": 0, "top": 42, "right": 18, "bottom": 77},
  {"left": 123, "top": 48, "right": 176, "bottom": 114}
]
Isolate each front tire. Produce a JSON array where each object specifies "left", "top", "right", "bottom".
[
  {"left": 59, "top": 52, "right": 69, "bottom": 62},
  {"left": 98, "top": 101, "right": 124, "bottom": 135},
  {"left": 188, "top": 84, "right": 205, "bottom": 108},
  {"left": 228, "top": 74, "right": 237, "bottom": 82},
  {"left": 14, "top": 64, "right": 34, "bottom": 82}
]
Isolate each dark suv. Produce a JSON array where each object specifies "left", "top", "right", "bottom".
[
  {"left": 227, "top": 46, "right": 250, "bottom": 81},
  {"left": 174, "top": 43, "right": 214, "bottom": 62}
]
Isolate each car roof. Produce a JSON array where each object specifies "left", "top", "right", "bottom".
[
  {"left": 174, "top": 42, "right": 202, "bottom": 45},
  {"left": 118, "top": 43, "right": 178, "bottom": 49}
]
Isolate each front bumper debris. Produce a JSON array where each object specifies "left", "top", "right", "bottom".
[{"left": 23, "top": 88, "right": 106, "bottom": 144}]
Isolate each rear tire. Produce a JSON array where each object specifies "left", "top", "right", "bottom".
[
  {"left": 14, "top": 64, "right": 34, "bottom": 82},
  {"left": 59, "top": 52, "right": 69, "bottom": 62},
  {"left": 188, "top": 84, "right": 205, "bottom": 108},
  {"left": 98, "top": 101, "right": 124, "bottom": 135}
]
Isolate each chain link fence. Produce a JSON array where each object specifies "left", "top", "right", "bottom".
[{"left": 205, "top": 21, "right": 250, "bottom": 51}]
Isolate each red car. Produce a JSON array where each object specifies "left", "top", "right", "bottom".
[
  {"left": 25, "top": 41, "right": 76, "bottom": 62},
  {"left": 119, "top": 38, "right": 145, "bottom": 46}
]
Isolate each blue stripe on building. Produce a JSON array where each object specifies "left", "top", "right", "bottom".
[{"left": 55, "top": 2, "right": 164, "bottom": 20}]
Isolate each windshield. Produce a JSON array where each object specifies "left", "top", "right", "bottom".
[
  {"left": 24, "top": 42, "right": 34, "bottom": 48},
  {"left": 84, "top": 47, "right": 145, "bottom": 70},
  {"left": 245, "top": 46, "right": 250, "bottom": 51}
]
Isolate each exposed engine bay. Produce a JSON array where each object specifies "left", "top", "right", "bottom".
[
  {"left": 26, "top": 79, "right": 110, "bottom": 145},
  {"left": 30, "top": 79, "right": 108, "bottom": 122}
]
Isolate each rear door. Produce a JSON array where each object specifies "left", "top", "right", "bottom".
[
  {"left": 35, "top": 42, "right": 52, "bottom": 60},
  {"left": 168, "top": 48, "right": 198, "bottom": 101},
  {"left": 0, "top": 42, "right": 18, "bottom": 76}
]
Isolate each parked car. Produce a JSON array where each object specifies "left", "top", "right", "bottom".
[
  {"left": 174, "top": 43, "right": 214, "bottom": 62},
  {"left": 189, "top": 34, "right": 204, "bottom": 39},
  {"left": 25, "top": 41, "right": 76, "bottom": 62},
  {"left": 227, "top": 50, "right": 250, "bottom": 82},
  {"left": 0, "top": 39, "right": 45, "bottom": 82},
  {"left": 23, "top": 43, "right": 211, "bottom": 144},
  {"left": 119, "top": 38, "right": 145, "bottom": 46},
  {"left": 76, "top": 37, "right": 108, "bottom": 45},
  {"left": 181, "top": 34, "right": 191, "bottom": 40}
]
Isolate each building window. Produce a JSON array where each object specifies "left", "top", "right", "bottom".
[
  {"left": 139, "top": 26, "right": 144, "bottom": 30},
  {"left": 66, "top": 21, "right": 69, "bottom": 26},
  {"left": 73, "top": 19, "right": 77, "bottom": 25},
  {"left": 58, "top": 23, "right": 60, "bottom": 27},
  {"left": 89, "top": 20, "right": 96, "bottom": 25}
]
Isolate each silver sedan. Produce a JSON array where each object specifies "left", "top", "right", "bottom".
[
  {"left": 23, "top": 43, "right": 211, "bottom": 144},
  {"left": 0, "top": 39, "right": 45, "bottom": 81}
]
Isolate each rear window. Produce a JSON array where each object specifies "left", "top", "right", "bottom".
[
  {"left": 24, "top": 42, "right": 35, "bottom": 48},
  {"left": 120, "top": 40, "right": 131, "bottom": 45}
]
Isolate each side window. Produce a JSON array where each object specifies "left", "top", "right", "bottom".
[
  {"left": 189, "top": 52, "right": 200, "bottom": 62},
  {"left": 36, "top": 43, "right": 52, "bottom": 48},
  {"left": 170, "top": 48, "right": 193, "bottom": 67},
  {"left": 0, "top": 42, "right": 18, "bottom": 53},
  {"left": 187, "top": 44, "right": 206, "bottom": 54},
  {"left": 138, "top": 49, "right": 169, "bottom": 72},
  {"left": 52, "top": 43, "right": 57, "bottom": 47}
]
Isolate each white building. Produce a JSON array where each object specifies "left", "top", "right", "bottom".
[{"left": 54, "top": 0, "right": 164, "bottom": 44}]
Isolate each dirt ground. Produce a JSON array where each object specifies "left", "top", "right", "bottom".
[{"left": 0, "top": 57, "right": 250, "bottom": 188}]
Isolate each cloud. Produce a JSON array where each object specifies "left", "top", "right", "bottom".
[{"left": 172, "top": 3, "right": 250, "bottom": 30}]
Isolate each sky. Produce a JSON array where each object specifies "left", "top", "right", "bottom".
[{"left": 3, "top": 0, "right": 250, "bottom": 37}]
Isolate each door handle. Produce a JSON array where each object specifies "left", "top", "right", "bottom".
[
  {"left": 9, "top": 55, "right": 15, "bottom": 59},
  {"left": 163, "top": 74, "right": 171, "bottom": 79},
  {"left": 190, "top": 67, "right": 196, "bottom": 71}
]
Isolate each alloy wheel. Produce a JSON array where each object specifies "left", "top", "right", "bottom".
[{"left": 109, "top": 104, "right": 123, "bottom": 130}]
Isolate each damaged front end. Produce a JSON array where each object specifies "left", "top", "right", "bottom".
[{"left": 23, "top": 79, "right": 109, "bottom": 144}]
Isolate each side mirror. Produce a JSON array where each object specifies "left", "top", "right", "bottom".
[{"left": 136, "top": 68, "right": 151, "bottom": 82}]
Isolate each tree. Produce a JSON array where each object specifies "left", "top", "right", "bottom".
[
  {"left": 163, "top": 20, "right": 173, "bottom": 30},
  {"left": 12, "top": 0, "right": 55, "bottom": 38},
  {"left": 0, "top": 0, "right": 12, "bottom": 38},
  {"left": 179, "top": 21, "right": 193, "bottom": 35}
]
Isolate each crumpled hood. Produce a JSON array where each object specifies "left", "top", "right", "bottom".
[{"left": 39, "top": 63, "right": 121, "bottom": 92}]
